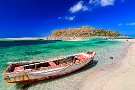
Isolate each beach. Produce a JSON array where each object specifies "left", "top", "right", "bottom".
[
  {"left": 0, "top": 38, "right": 134, "bottom": 90},
  {"left": 1, "top": 0, "right": 135, "bottom": 89},
  {"left": 81, "top": 39, "right": 135, "bottom": 90}
]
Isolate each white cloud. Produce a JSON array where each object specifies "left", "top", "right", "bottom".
[
  {"left": 69, "top": 1, "right": 89, "bottom": 13},
  {"left": 65, "top": 16, "right": 76, "bottom": 21},
  {"left": 89, "top": 0, "right": 93, "bottom": 3},
  {"left": 82, "top": 6, "right": 89, "bottom": 11},
  {"left": 68, "top": 0, "right": 116, "bottom": 14},
  {"left": 58, "top": 16, "right": 75, "bottom": 21},
  {"left": 89, "top": 0, "right": 115, "bottom": 6},
  {"left": 126, "top": 23, "right": 135, "bottom": 26},
  {"left": 118, "top": 23, "right": 135, "bottom": 26},
  {"left": 58, "top": 17, "right": 61, "bottom": 19},
  {"left": 118, "top": 23, "right": 122, "bottom": 26},
  {"left": 100, "top": 0, "right": 115, "bottom": 6},
  {"left": 89, "top": 0, "right": 100, "bottom": 4}
]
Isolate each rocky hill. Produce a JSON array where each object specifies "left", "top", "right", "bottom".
[{"left": 49, "top": 26, "right": 121, "bottom": 37}]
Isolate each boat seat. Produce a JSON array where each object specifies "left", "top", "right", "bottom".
[
  {"left": 75, "top": 54, "right": 88, "bottom": 61},
  {"left": 13, "top": 66, "right": 24, "bottom": 73},
  {"left": 49, "top": 62, "right": 57, "bottom": 68}
]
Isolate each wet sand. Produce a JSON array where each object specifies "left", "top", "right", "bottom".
[{"left": 80, "top": 40, "right": 135, "bottom": 90}]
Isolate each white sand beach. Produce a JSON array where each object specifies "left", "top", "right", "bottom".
[
  {"left": 80, "top": 40, "right": 135, "bottom": 90},
  {"left": 108, "top": 38, "right": 135, "bottom": 42}
]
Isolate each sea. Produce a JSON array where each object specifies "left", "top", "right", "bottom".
[{"left": 0, "top": 37, "right": 132, "bottom": 90}]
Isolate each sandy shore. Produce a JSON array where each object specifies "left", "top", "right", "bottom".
[
  {"left": 0, "top": 38, "right": 42, "bottom": 40},
  {"left": 80, "top": 41, "right": 135, "bottom": 90},
  {"left": 108, "top": 38, "right": 135, "bottom": 42}
]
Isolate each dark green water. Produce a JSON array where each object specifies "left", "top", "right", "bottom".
[{"left": 0, "top": 38, "right": 130, "bottom": 90}]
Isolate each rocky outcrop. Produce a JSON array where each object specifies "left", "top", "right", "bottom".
[{"left": 50, "top": 26, "right": 121, "bottom": 37}]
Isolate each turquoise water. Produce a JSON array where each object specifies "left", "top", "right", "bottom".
[{"left": 0, "top": 38, "right": 130, "bottom": 90}]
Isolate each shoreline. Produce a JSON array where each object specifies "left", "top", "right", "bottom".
[
  {"left": 0, "top": 36, "right": 121, "bottom": 40},
  {"left": 0, "top": 37, "right": 43, "bottom": 40},
  {"left": 80, "top": 42, "right": 135, "bottom": 90},
  {"left": 0, "top": 36, "right": 134, "bottom": 41}
]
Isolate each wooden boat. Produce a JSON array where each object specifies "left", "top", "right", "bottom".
[{"left": 2, "top": 51, "right": 96, "bottom": 83}]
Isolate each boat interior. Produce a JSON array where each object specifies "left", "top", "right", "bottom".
[
  {"left": 5, "top": 52, "right": 94, "bottom": 74},
  {"left": 6, "top": 55, "right": 77, "bottom": 73}
]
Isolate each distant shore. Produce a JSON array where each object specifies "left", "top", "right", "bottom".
[
  {"left": 0, "top": 36, "right": 127, "bottom": 41},
  {"left": 0, "top": 37, "right": 44, "bottom": 40},
  {"left": 0, "top": 36, "right": 93, "bottom": 41}
]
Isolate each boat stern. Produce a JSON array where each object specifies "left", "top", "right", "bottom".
[{"left": 3, "top": 73, "right": 31, "bottom": 83}]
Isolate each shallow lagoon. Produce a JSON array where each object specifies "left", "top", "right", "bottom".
[{"left": 0, "top": 38, "right": 130, "bottom": 90}]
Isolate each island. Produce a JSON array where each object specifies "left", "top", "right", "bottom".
[{"left": 44, "top": 26, "right": 121, "bottom": 40}]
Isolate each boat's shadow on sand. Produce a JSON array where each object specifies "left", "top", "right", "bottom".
[{"left": 16, "top": 60, "right": 98, "bottom": 90}]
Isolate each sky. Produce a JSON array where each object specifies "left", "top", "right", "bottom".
[{"left": 0, "top": 0, "right": 135, "bottom": 38}]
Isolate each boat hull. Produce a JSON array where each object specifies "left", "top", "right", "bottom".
[{"left": 3, "top": 52, "right": 95, "bottom": 83}]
